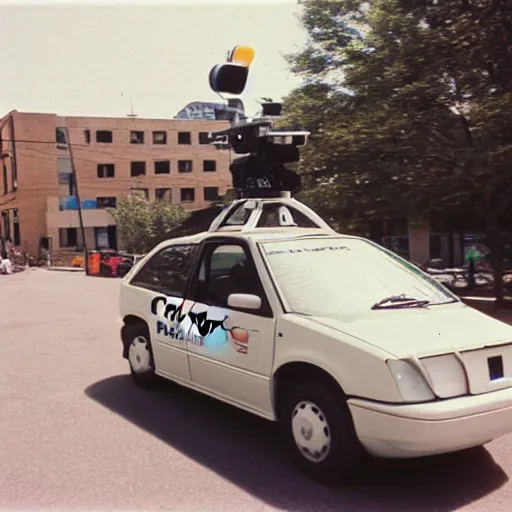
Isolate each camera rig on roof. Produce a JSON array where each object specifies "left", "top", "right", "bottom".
[{"left": 207, "top": 46, "right": 310, "bottom": 200}]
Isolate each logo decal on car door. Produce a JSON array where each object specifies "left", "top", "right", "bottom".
[{"left": 151, "top": 295, "right": 250, "bottom": 354}]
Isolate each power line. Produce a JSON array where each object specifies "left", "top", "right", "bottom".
[
  {"left": 0, "top": 132, "right": 231, "bottom": 207},
  {"left": 1, "top": 146, "right": 231, "bottom": 175},
  {"left": 2, "top": 141, "right": 230, "bottom": 165},
  {"left": 1, "top": 138, "right": 88, "bottom": 146},
  {"left": 1, "top": 138, "right": 228, "bottom": 148},
  {"left": 0, "top": 133, "right": 229, "bottom": 148}
]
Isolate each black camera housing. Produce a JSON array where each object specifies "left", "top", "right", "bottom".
[{"left": 207, "top": 57, "right": 310, "bottom": 198}]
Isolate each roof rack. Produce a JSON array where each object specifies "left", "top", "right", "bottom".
[{"left": 208, "top": 193, "right": 336, "bottom": 233}]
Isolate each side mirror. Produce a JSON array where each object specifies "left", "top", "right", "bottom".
[{"left": 227, "top": 293, "right": 262, "bottom": 311}]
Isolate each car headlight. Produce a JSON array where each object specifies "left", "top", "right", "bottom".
[
  {"left": 387, "top": 359, "right": 435, "bottom": 403},
  {"left": 420, "top": 354, "right": 468, "bottom": 398}
]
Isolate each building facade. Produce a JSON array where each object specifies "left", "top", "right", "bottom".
[{"left": 0, "top": 111, "right": 231, "bottom": 258}]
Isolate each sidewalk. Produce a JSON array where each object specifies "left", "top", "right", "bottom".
[{"left": 463, "top": 296, "right": 512, "bottom": 325}]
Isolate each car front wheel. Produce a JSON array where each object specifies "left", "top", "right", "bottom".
[
  {"left": 281, "top": 381, "right": 366, "bottom": 483},
  {"left": 126, "top": 324, "right": 159, "bottom": 389}
]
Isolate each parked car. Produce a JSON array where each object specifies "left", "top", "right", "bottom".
[
  {"left": 117, "top": 253, "right": 145, "bottom": 278},
  {"left": 118, "top": 197, "right": 512, "bottom": 483},
  {"left": 97, "top": 249, "right": 124, "bottom": 277}
]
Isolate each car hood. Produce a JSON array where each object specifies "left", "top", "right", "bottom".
[{"left": 305, "top": 302, "right": 512, "bottom": 358}]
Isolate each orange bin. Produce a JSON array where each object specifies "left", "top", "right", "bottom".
[
  {"left": 88, "top": 252, "right": 101, "bottom": 275},
  {"left": 71, "top": 255, "right": 85, "bottom": 268}
]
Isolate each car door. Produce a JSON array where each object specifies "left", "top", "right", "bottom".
[
  {"left": 185, "top": 239, "right": 277, "bottom": 417},
  {"left": 128, "top": 243, "right": 197, "bottom": 383}
]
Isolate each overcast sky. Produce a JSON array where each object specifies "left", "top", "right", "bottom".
[{"left": 0, "top": 0, "right": 308, "bottom": 119}]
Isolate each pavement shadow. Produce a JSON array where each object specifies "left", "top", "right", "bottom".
[{"left": 85, "top": 375, "right": 508, "bottom": 512}]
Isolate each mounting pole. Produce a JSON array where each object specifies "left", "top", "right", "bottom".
[{"left": 65, "top": 126, "right": 89, "bottom": 275}]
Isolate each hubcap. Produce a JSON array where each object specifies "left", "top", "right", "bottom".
[
  {"left": 291, "top": 401, "right": 331, "bottom": 463},
  {"left": 128, "top": 335, "right": 152, "bottom": 374}
]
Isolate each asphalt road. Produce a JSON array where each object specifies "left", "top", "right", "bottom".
[{"left": 1, "top": 269, "right": 512, "bottom": 512}]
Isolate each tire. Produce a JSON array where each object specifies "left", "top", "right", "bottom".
[
  {"left": 280, "top": 381, "right": 366, "bottom": 484},
  {"left": 125, "top": 323, "right": 159, "bottom": 389}
]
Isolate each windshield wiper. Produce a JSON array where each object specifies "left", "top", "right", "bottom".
[{"left": 371, "top": 294, "right": 431, "bottom": 310}]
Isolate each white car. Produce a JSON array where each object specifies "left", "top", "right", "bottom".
[{"left": 119, "top": 196, "right": 512, "bottom": 482}]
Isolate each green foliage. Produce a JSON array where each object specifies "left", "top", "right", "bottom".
[
  {"left": 108, "top": 195, "right": 189, "bottom": 254},
  {"left": 285, "top": 0, "right": 512, "bottom": 298}
]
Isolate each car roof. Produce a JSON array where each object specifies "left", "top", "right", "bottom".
[{"left": 156, "top": 227, "right": 359, "bottom": 249}]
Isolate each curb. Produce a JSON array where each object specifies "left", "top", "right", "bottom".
[{"left": 45, "top": 267, "right": 85, "bottom": 272}]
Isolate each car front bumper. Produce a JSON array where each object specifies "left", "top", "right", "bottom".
[{"left": 348, "top": 386, "right": 512, "bottom": 458}]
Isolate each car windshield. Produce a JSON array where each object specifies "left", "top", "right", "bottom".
[{"left": 260, "top": 237, "right": 457, "bottom": 319}]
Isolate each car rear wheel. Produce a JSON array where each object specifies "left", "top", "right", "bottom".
[
  {"left": 280, "top": 381, "right": 366, "bottom": 483},
  {"left": 126, "top": 324, "right": 159, "bottom": 389}
]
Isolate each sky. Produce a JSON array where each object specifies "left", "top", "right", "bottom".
[{"left": 0, "top": 0, "right": 309, "bottom": 119}]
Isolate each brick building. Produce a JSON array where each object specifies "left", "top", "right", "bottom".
[{"left": 0, "top": 110, "right": 231, "bottom": 258}]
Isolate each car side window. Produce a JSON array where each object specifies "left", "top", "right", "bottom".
[
  {"left": 130, "top": 244, "right": 196, "bottom": 296},
  {"left": 193, "top": 243, "right": 262, "bottom": 309},
  {"left": 257, "top": 203, "right": 319, "bottom": 228},
  {"left": 211, "top": 245, "right": 246, "bottom": 271},
  {"left": 223, "top": 203, "right": 252, "bottom": 226}
]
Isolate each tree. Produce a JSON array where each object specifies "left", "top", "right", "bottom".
[
  {"left": 284, "top": 0, "right": 512, "bottom": 301},
  {"left": 108, "top": 195, "right": 189, "bottom": 254}
]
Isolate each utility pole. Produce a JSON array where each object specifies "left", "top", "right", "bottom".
[{"left": 65, "top": 126, "right": 89, "bottom": 275}]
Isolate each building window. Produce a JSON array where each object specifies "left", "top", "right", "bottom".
[
  {"left": 178, "top": 160, "right": 193, "bottom": 173},
  {"left": 2, "top": 211, "right": 10, "bottom": 241},
  {"left": 131, "top": 188, "right": 149, "bottom": 200},
  {"left": 13, "top": 209, "right": 20, "bottom": 246},
  {"left": 203, "top": 160, "right": 216, "bottom": 172},
  {"left": 96, "top": 197, "right": 117, "bottom": 208},
  {"left": 198, "top": 132, "right": 210, "bottom": 145},
  {"left": 204, "top": 187, "right": 220, "bottom": 202},
  {"left": 96, "top": 130, "right": 113, "bottom": 143},
  {"left": 156, "top": 188, "right": 172, "bottom": 201},
  {"left": 58, "top": 172, "right": 71, "bottom": 185},
  {"left": 59, "top": 173, "right": 77, "bottom": 196},
  {"left": 56, "top": 127, "right": 68, "bottom": 149},
  {"left": 131, "top": 161, "right": 146, "bottom": 177},
  {"left": 130, "top": 131, "right": 144, "bottom": 144},
  {"left": 69, "top": 173, "right": 76, "bottom": 196},
  {"left": 178, "top": 131, "right": 191, "bottom": 145},
  {"left": 2, "top": 164, "right": 7, "bottom": 195},
  {"left": 84, "top": 129, "right": 91, "bottom": 144},
  {"left": 97, "top": 164, "right": 115, "bottom": 178},
  {"left": 57, "top": 156, "right": 73, "bottom": 174},
  {"left": 180, "top": 188, "right": 195, "bottom": 203},
  {"left": 59, "top": 227, "right": 78, "bottom": 248},
  {"left": 154, "top": 160, "right": 170, "bottom": 174},
  {"left": 153, "top": 131, "right": 167, "bottom": 144}
]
